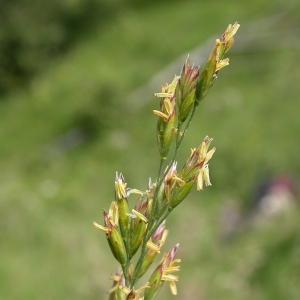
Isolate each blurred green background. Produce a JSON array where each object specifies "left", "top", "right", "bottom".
[{"left": 0, "top": 0, "right": 300, "bottom": 299}]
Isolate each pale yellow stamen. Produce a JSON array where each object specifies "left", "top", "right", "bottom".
[
  {"left": 205, "top": 147, "right": 216, "bottom": 163},
  {"left": 146, "top": 240, "right": 161, "bottom": 253},
  {"left": 108, "top": 201, "right": 119, "bottom": 226},
  {"left": 93, "top": 221, "right": 109, "bottom": 234},
  {"left": 197, "top": 170, "right": 204, "bottom": 191},
  {"left": 109, "top": 274, "right": 121, "bottom": 281},
  {"left": 203, "top": 165, "right": 212, "bottom": 187},
  {"left": 153, "top": 110, "right": 169, "bottom": 121},
  {"left": 129, "top": 189, "right": 144, "bottom": 196},
  {"left": 161, "top": 259, "right": 181, "bottom": 296},
  {"left": 160, "top": 229, "right": 169, "bottom": 246},
  {"left": 131, "top": 209, "right": 148, "bottom": 223},
  {"left": 173, "top": 175, "right": 186, "bottom": 186},
  {"left": 115, "top": 177, "right": 127, "bottom": 199},
  {"left": 198, "top": 141, "right": 207, "bottom": 162},
  {"left": 128, "top": 263, "right": 134, "bottom": 278},
  {"left": 163, "top": 98, "right": 173, "bottom": 115},
  {"left": 216, "top": 58, "right": 229, "bottom": 71},
  {"left": 108, "top": 273, "right": 121, "bottom": 294},
  {"left": 225, "top": 22, "right": 240, "bottom": 41},
  {"left": 154, "top": 92, "right": 173, "bottom": 98},
  {"left": 162, "top": 274, "right": 179, "bottom": 281},
  {"left": 197, "top": 166, "right": 212, "bottom": 191},
  {"left": 119, "top": 285, "right": 131, "bottom": 295},
  {"left": 154, "top": 75, "right": 179, "bottom": 98},
  {"left": 169, "top": 280, "right": 178, "bottom": 296}
]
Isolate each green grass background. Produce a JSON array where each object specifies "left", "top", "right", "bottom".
[{"left": 1, "top": 0, "right": 300, "bottom": 299}]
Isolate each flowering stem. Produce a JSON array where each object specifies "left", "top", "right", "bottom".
[
  {"left": 176, "top": 122, "right": 183, "bottom": 148},
  {"left": 123, "top": 221, "right": 132, "bottom": 287},
  {"left": 130, "top": 235, "right": 147, "bottom": 287},
  {"left": 131, "top": 103, "right": 197, "bottom": 288},
  {"left": 123, "top": 263, "right": 129, "bottom": 288},
  {"left": 95, "top": 22, "right": 240, "bottom": 299},
  {"left": 147, "top": 206, "right": 173, "bottom": 241},
  {"left": 178, "top": 105, "right": 197, "bottom": 148},
  {"left": 157, "top": 157, "right": 166, "bottom": 184}
]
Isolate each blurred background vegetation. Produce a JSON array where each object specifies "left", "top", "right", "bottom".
[{"left": 0, "top": 0, "right": 300, "bottom": 299}]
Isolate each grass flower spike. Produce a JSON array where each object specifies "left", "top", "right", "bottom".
[
  {"left": 144, "top": 244, "right": 180, "bottom": 299},
  {"left": 195, "top": 22, "right": 240, "bottom": 105},
  {"left": 139, "top": 221, "right": 169, "bottom": 278},
  {"left": 176, "top": 57, "right": 199, "bottom": 123},
  {"left": 114, "top": 173, "right": 130, "bottom": 246},
  {"left": 153, "top": 76, "right": 179, "bottom": 159},
  {"left": 93, "top": 22, "right": 239, "bottom": 299},
  {"left": 196, "top": 136, "right": 216, "bottom": 190},
  {"left": 161, "top": 244, "right": 181, "bottom": 296}
]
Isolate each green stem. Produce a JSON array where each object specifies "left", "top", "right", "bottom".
[
  {"left": 177, "top": 105, "right": 197, "bottom": 150},
  {"left": 148, "top": 157, "right": 165, "bottom": 231},
  {"left": 146, "top": 206, "right": 174, "bottom": 242},
  {"left": 176, "top": 122, "right": 183, "bottom": 148},
  {"left": 123, "top": 220, "right": 132, "bottom": 287},
  {"left": 157, "top": 157, "right": 165, "bottom": 181},
  {"left": 122, "top": 263, "right": 129, "bottom": 288}
]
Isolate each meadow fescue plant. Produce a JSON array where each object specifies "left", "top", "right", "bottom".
[{"left": 93, "top": 22, "right": 240, "bottom": 299}]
